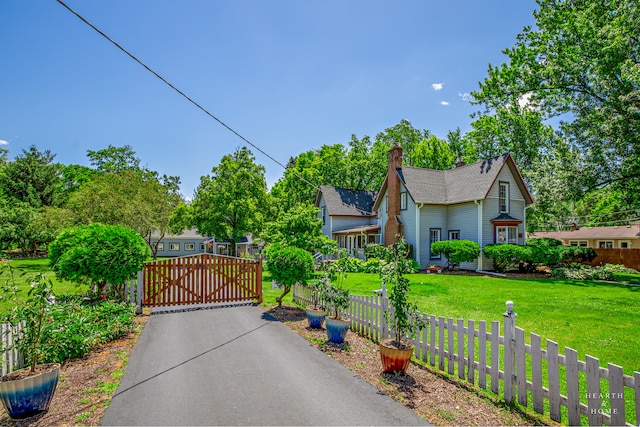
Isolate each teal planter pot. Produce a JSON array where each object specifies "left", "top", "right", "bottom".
[
  {"left": 305, "top": 307, "right": 326, "bottom": 328},
  {"left": 325, "top": 317, "right": 350, "bottom": 343},
  {"left": 0, "top": 364, "right": 60, "bottom": 419}
]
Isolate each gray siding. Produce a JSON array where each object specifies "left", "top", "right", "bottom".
[
  {"left": 447, "top": 202, "right": 479, "bottom": 270},
  {"left": 332, "top": 216, "right": 376, "bottom": 232},
  {"left": 399, "top": 182, "right": 418, "bottom": 256},
  {"left": 418, "top": 205, "right": 447, "bottom": 267},
  {"left": 318, "top": 195, "right": 332, "bottom": 238},
  {"left": 152, "top": 237, "right": 205, "bottom": 258}
]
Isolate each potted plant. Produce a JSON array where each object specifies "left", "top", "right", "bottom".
[
  {"left": 0, "top": 268, "right": 60, "bottom": 419},
  {"left": 322, "top": 251, "right": 351, "bottom": 343},
  {"left": 305, "top": 276, "right": 328, "bottom": 328},
  {"left": 379, "top": 237, "right": 426, "bottom": 374}
]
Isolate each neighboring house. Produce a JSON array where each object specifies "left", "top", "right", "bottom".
[
  {"left": 149, "top": 228, "right": 208, "bottom": 258},
  {"left": 315, "top": 186, "right": 380, "bottom": 257},
  {"left": 149, "top": 229, "right": 260, "bottom": 257},
  {"left": 374, "top": 144, "right": 533, "bottom": 271},
  {"left": 529, "top": 223, "right": 640, "bottom": 248}
]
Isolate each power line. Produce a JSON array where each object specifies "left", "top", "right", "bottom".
[{"left": 55, "top": 0, "right": 375, "bottom": 216}]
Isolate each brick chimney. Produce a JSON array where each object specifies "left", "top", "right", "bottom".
[{"left": 384, "top": 144, "right": 403, "bottom": 246}]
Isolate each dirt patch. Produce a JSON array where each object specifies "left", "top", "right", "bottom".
[
  {"left": 0, "top": 314, "right": 148, "bottom": 427},
  {"left": 266, "top": 305, "right": 549, "bottom": 426}
]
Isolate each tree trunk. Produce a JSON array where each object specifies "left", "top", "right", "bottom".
[{"left": 276, "top": 285, "right": 291, "bottom": 307}]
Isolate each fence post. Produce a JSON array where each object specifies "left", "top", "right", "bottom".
[
  {"left": 380, "top": 282, "right": 388, "bottom": 339},
  {"left": 503, "top": 300, "right": 517, "bottom": 403},
  {"left": 136, "top": 270, "right": 143, "bottom": 314}
]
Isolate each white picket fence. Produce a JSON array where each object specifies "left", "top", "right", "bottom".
[
  {"left": 0, "top": 322, "right": 24, "bottom": 376},
  {"left": 293, "top": 283, "right": 640, "bottom": 427}
]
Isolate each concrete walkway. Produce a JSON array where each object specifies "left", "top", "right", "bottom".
[{"left": 101, "top": 304, "right": 429, "bottom": 426}]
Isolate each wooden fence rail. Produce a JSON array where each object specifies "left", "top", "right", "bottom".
[{"left": 293, "top": 283, "right": 640, "bottom": 426}]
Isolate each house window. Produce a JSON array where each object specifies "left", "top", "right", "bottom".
[
  {"left": 430, "top": 228, "right": 441, "bottom": 259},
  {"left": 620, "top": 241, "right": 630, "bottom": 248},
  {"left": 400, "top": 192, "right": 407, "bottom": 210},
  {"left": 598, "top": 241, "right": 613, "bottom": 249},
  {"left": 321, "top": 207, "right": 326, "bottom": 225},
  {"left": 448, "top": 230, "right": 460, "bottom": 240},
  {"left": 496, "top": 226, "right": 518, "bottom": 244},
  {"left": 185, "top": 243, "right": 195, "bottom": 251},
  {"left": 499, "top": 182, "right": 509, "bottom": 213},
  {"left": 169, "top": 243, "right": 180, "bottom": 251},
  {"left": 569, "top": 241, "right": 588, "bottom": 247},
  {"left": 200, "top": 243, "right": 205, "bottom": 251},
  {"left": 156, "top": 242, "right": 164, "bottom": 251}
]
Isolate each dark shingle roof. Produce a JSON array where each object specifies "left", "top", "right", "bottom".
[
  {"left": 317, "top": 186, "right": 379, "bottom": 216},
  {"left": 400, "top": 153, "right": 532, "bottom": 205}
]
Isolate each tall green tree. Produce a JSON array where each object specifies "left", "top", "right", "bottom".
[
  {"left": 472, "top": 0, "right": 640, "bottom": 199},
  {"left": 191, "top": 147, "right": 267, "bottom": 256},
  {"left": 0, "top": 146, "right": 63, "bottom": 208}
]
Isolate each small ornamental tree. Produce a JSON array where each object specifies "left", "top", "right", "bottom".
[
  {"left": 430, "top": 240, "right": 480, "bottom": 270},
  {"left": 49, "top": 223, "right": 149, "bottom": 298},
  {"left": 263, "top": 243, "right": 315, "bottom": 306},
  {"left": 380, "top": 237, "right": 425, "bottom": 348}
]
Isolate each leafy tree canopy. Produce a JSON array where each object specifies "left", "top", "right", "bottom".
[
  {"left": 191, "top": 147, "right": 267, "bottom": 255},
  {"left": 472, "top": 0, "right": 640, "bottom": 199}
]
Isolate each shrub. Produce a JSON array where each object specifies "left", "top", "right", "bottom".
[
  {"left": 553, "top": 263, "right": 637, "bottom": 281},
  {"left": 49, "top": 223, "right": 149, "bottom": 298},
  {"left": 526, "top": 237, "right": 563, "bottom": 246},
  {"left": 263, "top": 243, "right": 315, "bottom": 306},
  {"left": 483, "top": 243, "right": 598, "bottom": 273},
  {"left": 430, "top": 240, "right": 480, "bottom": 270},
  {"left": 363, "top": 243, "right": 387, "bottom": 260}
]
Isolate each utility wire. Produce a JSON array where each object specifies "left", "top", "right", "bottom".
[{"left": 56, "top": 0, "right": 376, "bottom": 217}]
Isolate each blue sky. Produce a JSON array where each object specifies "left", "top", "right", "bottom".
[{"left": 1, "top": 1, "right": 537, "bottom": 198}]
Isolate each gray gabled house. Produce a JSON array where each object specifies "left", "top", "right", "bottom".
[
  {"left": 315, "top": 186, "right": 380, "bottom": 257},
  {"left": 375, "top": 144, "right": 533, "bottom": 270}
]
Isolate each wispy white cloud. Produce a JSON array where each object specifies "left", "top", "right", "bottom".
[
  {"left": 440, "top": 101, "right": 449, "bottom": 106},
  {"left": 458, "top": 92, "right": 472, "bottom": 102},
  {"left": 432, "top": 83, "right": 444, "bottom": 91},
  {"left": 0, "top": 139, "right": 8, "bottom": 145}
]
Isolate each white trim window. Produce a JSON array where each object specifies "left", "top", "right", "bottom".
[
  {"left": 598, "top": 241, "right": 613, "bottom": 249},
  {"left": 430, "top": 228, "right": 441, "bottom": 259},
  {"left": 169, "top": 243, "right": 180, "bottom": 251},
  {"left": 569, "top": 240, "right": 588, "bottom": 247},
  {"left": 185, "top": 243, "right": 195, "bottom": 251},
  {"left": 448, "top": 230, "right": 460, "bottom": 240},
  {"left": 400, "top": 192, "right": 408, "bottom": 210},
  {"left": 619, "top": 241, "right": 631, "bottom": 248},
  {"left": 496, "top": 226, "right": 517, "bottom": 244},
  {"left": 499, "top": 182, "right": 509, "bottom": 213},
  {"left": 156, "top": 242, "right": 164, "bottom": 251}
]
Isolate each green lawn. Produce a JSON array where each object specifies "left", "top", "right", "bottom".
[
  {"left": 0, "top": 258, "right": 89, "bottom": 314},
  {"left": 337, "top": 272, "right": 640, "bottom": 376}
]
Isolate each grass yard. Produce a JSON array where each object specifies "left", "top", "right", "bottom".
[
  {"left": 0, "top": 258, "right": 89, "bottom": 314},
  {"left": 339, "top": 272, "right": 640, "bottom": 376}
]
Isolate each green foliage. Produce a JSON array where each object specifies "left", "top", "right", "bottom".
[
  {"left": 472, "top": 0, "right": 640, "bottom": 222},
  {"left": 261, "top": 203, "right": 336, "bottom": 254},
  {"left": 553, "top": 263, "right": 638, "bottom": 281},
  {"left": 483, "top": 243, "right": 597, "bottom": 273},
  {"left": 39, "top": 298, "right": 135, "bottom": 364},
  {"left": 263, "top": 243, "right": 315, "bottom": 287},
  {"left": 363, "top": 243, "right": 387, "bottom": 260},
  {"left": 323, "top": 250, "right": 350, "bottom": 319},
  {"left": 525, "top": 237, "right": 562, "bottom": 247},
  {"left": 430, "top": 240, "right": 480, "bottom": 270},
  {"left": 1, "top": 267, "right": 55, "bottom": 372},
  {"left": 48, "top": 224, "right": 149, "bottom": 297},
  {"left": 379, "top": 238, "right": 425, "bottom": 345},
  {"left": 192, "top": 147, "right": 267, "bottom": 256}
]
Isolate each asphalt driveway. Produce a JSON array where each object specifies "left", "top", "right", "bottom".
[{"left": 101, "top": 303, "right": 429, "bottom": 426}]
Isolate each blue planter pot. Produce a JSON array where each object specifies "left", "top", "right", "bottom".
[
  {"left": 305, "top": 307, "right": 326, "bottom": 328},
  {"left": 325, "top": 317, "right": 350, "bottom": 343},
  {"left": 0, "top": 364, "right": 60, "bottom": 419}
]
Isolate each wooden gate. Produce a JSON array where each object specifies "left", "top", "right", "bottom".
[{"left": 142, "top": 254, "right": 262, "bottom": 307}]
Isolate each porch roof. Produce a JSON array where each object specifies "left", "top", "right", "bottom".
[{"left": 332, "top": 225, "right": 381, "bottom": 235}]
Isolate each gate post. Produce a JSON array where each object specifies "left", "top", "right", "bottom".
[
  {"left": 136, "top": 270, "right": 143, "bottom": 314},
  {"left": 256, "top": 256, "right": 263, "bottom": 304}
]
